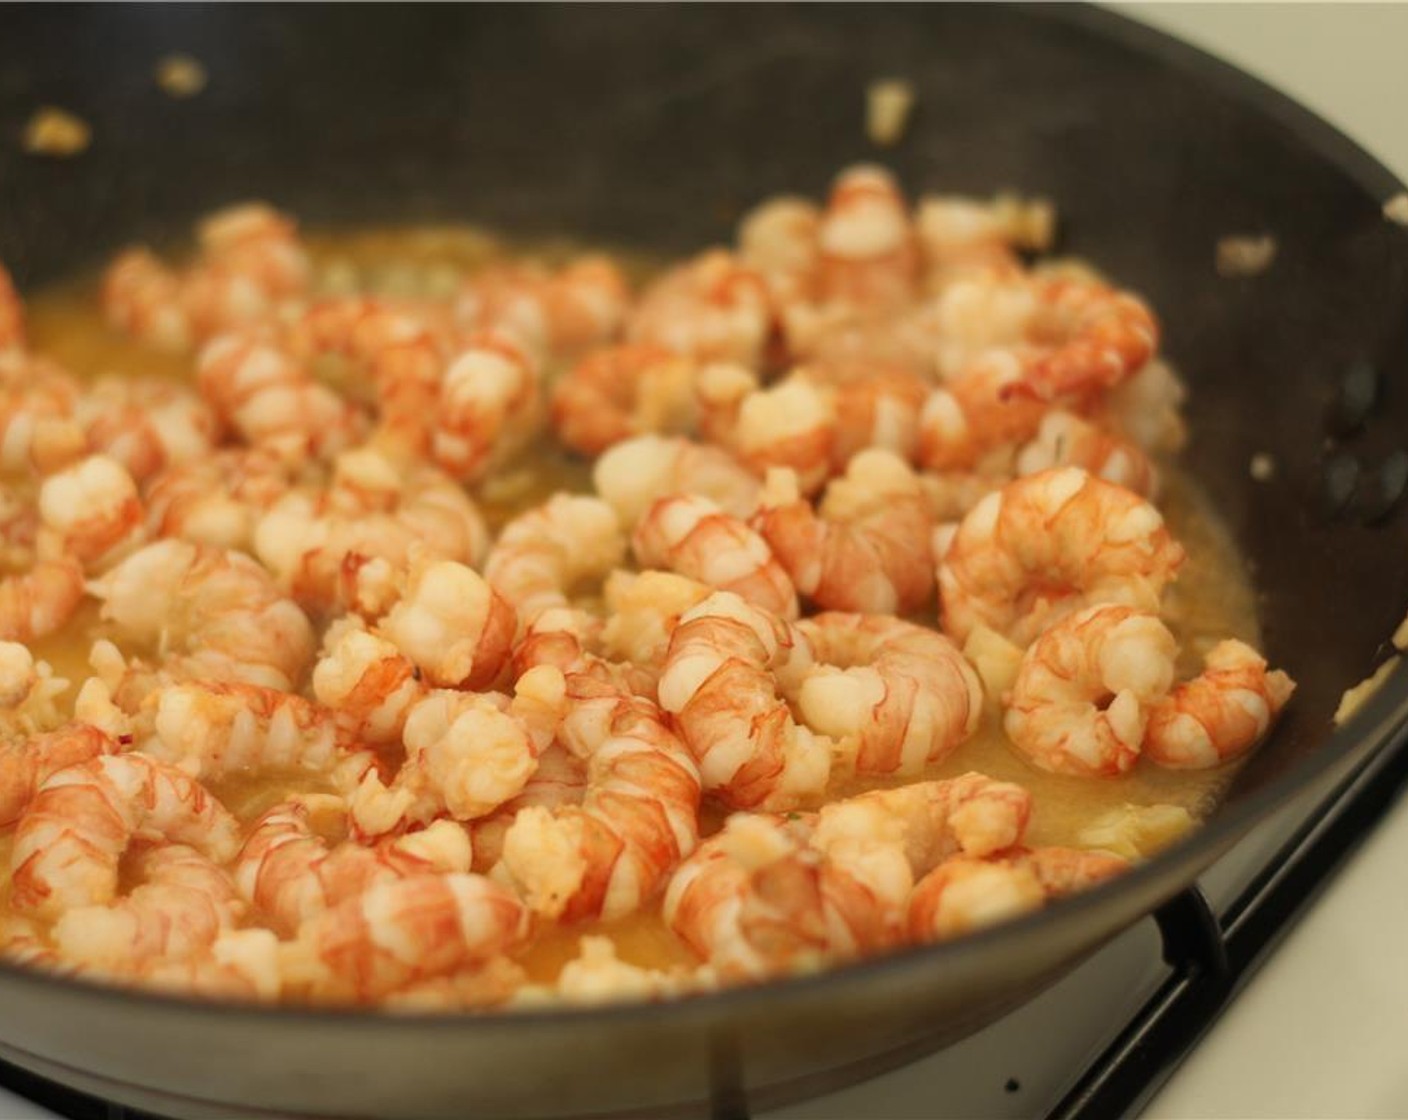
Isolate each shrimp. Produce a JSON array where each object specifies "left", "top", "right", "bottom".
[
  {"left": 1015, "top": 410, "right": 1158, "bottom": 497},
  {"left": 551, "top": 936, "right": 712, "bottom": 1005},
  {"left": 143, "top": 448, "right": 292, "bottom": 552},
  {"left": 907, "top": 847, "right": 1128, "bottom": 943},
  {"left": 0, "top": 558, "right": 84, "bottom": 643},
  {"left": 0, "top": 263, "right": 24, "bottom": 351},
  {"left": 662, "top": 813, "right": 895, "bottom": 980},
  {"left": 51, "top": 844, "right": 243, "bottom": 972},
  {"left": 795, "top": 614, "right": 983, "bottom": 777},
  {"left": 75, "top": 376, "right": 220, "bottom": 483},
  {"left": 599, "top": 569, "right": 714, "bottom": 682},
  {"left": 283, "top": 872, "right": 530, "bottom": 1004},
  {"left": 0, "top": 352, "right": 87, "bottom": 475},
  {"left": 551, "top": 344, "right": 699, "bottom": 457},
  {"left": 755, "top": 449, "right": 935, "bottom": 615},
  {"left": 377, "top": 559, "right": 516, "bottom": 690},
  {"left": 470, "top": 744, "right": 586, "bottom": 873},
  {"left": 1144, "top": 640, "right": 1295, "bottom": 769},
  {"left": 145, "top": 680, "right": 343, "bottom": 779},
  {"left": 632, "top": 494, "right": 797, "bottom": 619},
  {"left": 914, "top": 193, "right": 1053, "bottom": 292},
  {"left": 917, "top": 348, "right": 1057, "bottom": 473},
  {"left": 0, "top": 722, "right": 119, "bottom": 828},
  {"left": 657, "top": 591, "right": 829, "bottom": 810},
  {"left": 626, "top": 250, "right": 774, "bottom": 367},
  {"left": 196, "top": 331, "right": 367, "bottom": 463},
  {"left": 1003, "top": 604, "right": 1178, "bottom": 777},
  {"left": 429, "top": 332, "right": 542, "bottom": 482},
  {"left": 829, "top": 367, "right": 931, "bottom": 467},
  {"left": 9, "top": 753, "right": 240, "bottom": 919},
  {"left": 101, "top": 249, "right": 194, "bottom": 352},
  {"left": 484, "top": 494, "right": 625, "bottom": 628},
  {"left": 737, "top": 196, "right": 822, "bottom": 307},
  {"left": 36, "top": 454, "right": 144, "bottom": 571},
  {"left": 937, "top": 467, "right": 1186, "bottom": 646},
  {"left": 815, "top": 164, "right": 919, "bottom": 311},
  {"left": 91, "top": 539, "right": 316, "bottom": 691},
  {"left": 695, "top": 365, "right": 836, "bottom": 495},
  {"left": 497, "top": 681, "right": 700, "bottom": 922},
  {"left": 311, "top": 618, "right": 425, "bottom": 746},
  {"left": 593, "top": 434, "right": 761, "bottom": 526},
  {"left": 236, "top": 796, "right": 471, "bottom": 934},
  {"left": 133, "top": 927, "right": 282, "bottom": 1003}
]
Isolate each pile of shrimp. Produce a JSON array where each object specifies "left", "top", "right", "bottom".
[{"left": 0, "top": 168, "right": 1293, "bottom": 1010}]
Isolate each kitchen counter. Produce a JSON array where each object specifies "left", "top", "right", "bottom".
[{"left": 1118, "top": 5, "right": 1408, "bottom": 1118}]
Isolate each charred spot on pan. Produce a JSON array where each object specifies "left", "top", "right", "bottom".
[
  {"left": 1357, "top": 450, "right": 1408, "bottom": 526},
  {"left": 1318, "top": 452, "right": 1360, "bottom": 519},
  {"left": 1004, "top": 1078, "right": 1021, "bottom": 1093},
  {"left": 1326, "top": 360, "right": 1379, "bottom": 438}
]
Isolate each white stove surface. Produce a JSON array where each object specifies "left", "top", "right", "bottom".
[{"left": 2, "top": 6, "right": 1407, "bottom": 1120}]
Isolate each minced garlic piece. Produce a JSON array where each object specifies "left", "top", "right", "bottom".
[
  {"left": 22, "top": 106, "right": 91, "bottom": 157},
  {"left": 1215, "top": 234, "right": 1277, "bottom": 278},
  {"left": 1333, "top": 657, "right": 1399, "bottom": 725},
  {"left": 155, "top": 54, "right": 209, "bottom": 99},
  {"left": 1393, "top": 609, "right": 1408, "bottom": 652},
  {"left": 1077, "top": 803, "right": 1195, "bottom": 861},
  {"left": 866, "top": 79, "right": 915, "bottom": 147},
  {"left": 1383, "top": 192, "right": 1408, "bottom": 227}
]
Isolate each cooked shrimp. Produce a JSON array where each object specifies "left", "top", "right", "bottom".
[
  {"left": 1004, "top": 604, "right": 1178, "bottom": 777},
  {"left": 829, "top": 367, "right": 930, "bottom": 467},
  {"left": 1015, "top": 410, "right": 1158, "bottom": 497},
  {"left": 311, "top": 618, "right": 425, "bottom": 745},
  {"left": 430, "top": 332, "right": 542, "bottom": 482},
  {"left": 662, "top": 813, "right": 895, "bottom": 979},
  {"left": 283, "top": 872, "right": 529, "bottom": 1004},
  {"left": 101, "top": 248, "right": 194, "bottom": 352},
  {"left": 657, "top": 591, "right": 829, "bottom": 810},
  {"left": 236, "top": 796, "right": 471, "bottom": 934},
  {"left": 599, "top": 569, "right": 714, "bottom": 681},
  {"left": 737, "top": 196, "right": 822, "bottom": 307},
  {"left": 92, "top": 539, "right": 316, "bottom": 691},
  {"left": 36, "top": 454, "right": 144, "bottom": 571},
  {"left": 914, "top": 193, "right": 1052, "bottom": 292},
  {"left": 593, "top": 434, "right": 761, "bottom": 525},
  {"left": 133, "top": 927, "right": 282, "bottom": 1003},
  {"left": 795, "top": 614, "right": 983, "bottom": 777},
  {"left": 498, "top": 679, "right": 700, "bottom": 921},
  {"left": 695, "top": 365, "right": 836, "bottom": 495},
  {"left": 10, "top": 753, "right": 240, "bottom": 919},
  {"left": 470, "top": 744, "right": 586, "bottom": 873},
  {"left": 0, "top": 352, "right": 87, "bottom": 475},
  {"left": 551, "top": 936, "right": 711, "bottom": 1005},
  {"left": 145, "top": 680, "right": 342, "bottom": 779},
  {"left": 193, "top": 202, "right": 310, "bottom": 303},
  {"left": 0, "top": 558, "right": 84, "bottom": 643},
  {"left": 937, "top": 467, "right": 1186, "bottom": 645},
  {"left": 377, "top": 559, "right": 516, "bottom": 690},
  {"left": 0, "top": 722, "right": 118, "bottom": 828},
  {"left": 816, "top": 164, "right": 918, "bottom": 311},
  {"left": 917, "top": 348, "right": 1055, "bottom": 472},
  {"left": 144, "top": 448, "right": 292, "bottom": 552},
  {"left": 196, "top": 331, "right": 367, "bottom": 463},
  {"left": 76, "top": 376, "right": 220, "bottom": 483},
  {"left": 51, "top": 844, "right": 243, "bottom": 972},
  {"left": 907, "top": 847, "right": 1127, "bottom": 942},
  {"left": 755, "top": 449, "right": 934, "bottom": 615},
  {"left": 0, "top": 263, "right": 24, "bottom": 351},
  {"left": 632, "top": 494, "right": 797, "bottom": 619},
  {"left": 484, "top": 494, "right": 625, "bottom": 628},
  {"left": 1144, "top": 640, "right": 1295, "bottom": 769},
  {"left": 626, "top": 250, "right": 773, "bottom": 367},
  {"left": 551, "top": 344, "right": 698, "bottom": 457}
]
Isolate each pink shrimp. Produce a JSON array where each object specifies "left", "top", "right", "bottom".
[
  {"left": 551, "top": 344, "right": 699, "bottom": 457},
  {"left": 311, "top": 619, "right": 425, "bottom": 746},
  {"left": 1003, "top": 604, "right": 1179, "bottom": 777},
  {"left": 1144, "top": 640, "right": 1295, "bottom": 769},
  {"left": 0, "top": 352, "right": 87, "bottom": 476},
  {"left": 737, "top": 196, "right": 823, "bottom": 305},
  {"left": 657, "top": 591, "right": 829, "bottom": 810},
  {"left": 829, "top": 367, "right": 931, "bottom": 467},
  {"left": 285, "top": 872, "right": 530, "bottom": 1004},
  {"left": 498, "top": 679, "right": 701, "bottom": 922},
  {"left": 470, "top": 744, "right": 587, "bottom": 873},
  {"left": 427, "top": 330, "right": 542, "bottom": 483},
  {"left": 101, "top": 248, "right": 194, "bottom": 351},
  {"left": 51, "top": 844, "right": 244, "bottom": 972},
  {"left": 76, "top": 376, "right": 220, "bottom": 484},
  {"left": 907, "top": 847, "right": 1128, "bottom": 943},
  {"left": 795, "top": 614, "right": 983, "bottom": 777},
  {"left": 36, "top": 454, "right": 144, "bottom": 571},
  {"left": 815, "top": 164, "right": 919, "bottom": 311},
  {"left": 593, "top": 434, "right": 762, "bottom": 526},
  {"left": 937, "top": 467, "right": 1186, "bottom": 646},
  {"left": 235, "top": 796, "right": 471, "bottom": 935},
  {"left": 632, "top": 493, "right": 797, "bottom": 619},
  {"left": 0, "top": 722, "right": 120, "bottom": 828},
  {"left": 9, "top": 753, "right": 240, "bottom": 919},
  {"left": 1016, "top": 410, "right": 1159, "bottom": 497},
  {"left": 196, "top": 331, "right": 367, "bottom": 463},
  {"left": 0, "top": 263, "right": 24, "bottom": 351},
  {"left": 755, "top": 449, "right": 935, "bottom": 615},
  {"left": 92, "top": 539, "right": 316, "bottom": 691},
  {"left": 143, "top": 448, "right": 292, "bottom": 552},
  {"left": 626, "top": 250, "right": 774, "bottom": 367},
  {"left": 917, "top": 348, "right": 1060, "bottom": 472},
  {"left": 0, "top": 558, "right": 85, "bottom": 643},
  {"left": 914, "top": 193, "right": 1052, "bottom": 292}
]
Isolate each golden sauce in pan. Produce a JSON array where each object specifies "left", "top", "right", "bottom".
[{"left": 5, "top": 228, "right": 1262, "bottom": 983}]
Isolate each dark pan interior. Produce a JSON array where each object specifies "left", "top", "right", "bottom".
[{"left": 1, "top": 5, "right": 1407, "bottom": 1118}]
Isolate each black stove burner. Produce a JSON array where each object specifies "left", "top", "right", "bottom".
[{"left": 4, "top": 735, "right": 1408, "bottom": 1120}]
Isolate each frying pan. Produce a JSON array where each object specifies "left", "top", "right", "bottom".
[{"left": 2, "top": 4, "right": 1408, "bottom": 1118}]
